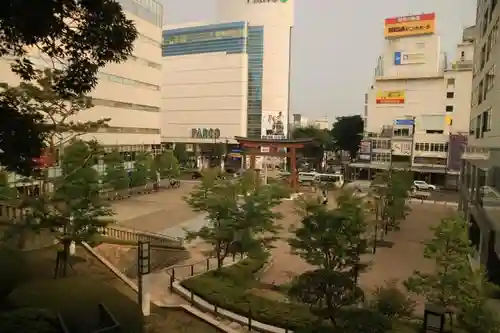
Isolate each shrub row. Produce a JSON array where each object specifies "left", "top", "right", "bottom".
[{"left": 181, "top": 255, "right": 392, "bottom": 332}]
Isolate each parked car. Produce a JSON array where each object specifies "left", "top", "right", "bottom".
[
  {"left": 412, "top": 180, "right": 436, "bottom": 191},
  {"left": 192, "top": 171, "right": 202, "bottom": 179}
]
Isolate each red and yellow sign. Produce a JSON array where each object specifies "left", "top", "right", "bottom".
[
  {"left": 384, "top": 13, "right": 435, "bottom": 38},
  {"left": 376, "top": 90, "right": 405, "bottom": 104}
]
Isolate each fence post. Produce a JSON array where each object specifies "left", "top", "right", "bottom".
[
  {"left": 248, "top": 309, "right": 252, "bottom": 330},
  {"left": 169, "top": 273, "right": 174, "bottom": 290},
  {"left": 190, "top": 290, "right": 194, "bottom": 304},
  {"left": 206, "top": 258, "right": 209, "bottom": 271},
  {"left": 214, "top": 304, "right": 218, "bottom": 313},
  {"left": 172, "top": 268, "right": 176, "bottom": 281},
  {"left": 190, "top": 264, "right": 194, "bottom": 276}
]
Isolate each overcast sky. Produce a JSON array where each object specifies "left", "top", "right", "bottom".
[{"left": 161, "top": 0, "right": 477, "bottom": 122}]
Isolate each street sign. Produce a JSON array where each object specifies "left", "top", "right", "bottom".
[{"left": 138, "top": 241, "right": 151, "bottom": 275}]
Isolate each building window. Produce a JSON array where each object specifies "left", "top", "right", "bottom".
[
  {"left": 482, "top": 108, "right": 492, "bottom": 132},
  {"left": 486, "top": 65, "right": 496, "bottom": 92},
  {"left": 373, "top": 153, "right": 391, "bottom": 162},
  {"left": 469, "top": 119, "right": 475, "bottom": 135},
  {"left": 446, "top": 92, "right": 454, "bottom": 98},
  {"left": 91, "top": 98, "right": 160, "bottom": 112},
  {"left": 371, "top": 139, "right": 390, "bottom": 150},
  {"left": 246, "top": 26, "right": 264, "bottom": 138},
  {"left": 445, "top": 105, "right": 454, "bottom": 112},
  {"left": 447, "top": 78, "right": 455, "bottom": 87},
  {"left": 98, "top": 73, "right": 160, "bottom": 91},
  {"left": 393, "top": 128, "right": 410, "bottom": 137}
]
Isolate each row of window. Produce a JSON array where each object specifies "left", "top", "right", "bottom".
[
  {"left": 98, "top": 72, "right": 160, "bottom": 91},
  {"left": 414, "top": 143, "right": 448, "bottom": 152},
  {"left": 118, "top": 0, "right": 163, "bottom": 27},
  {"left": 139, "top": 33, "right": 161, "bottom": 47},
  {"left": 472, "top": 64, "right": 496, "bottom": 106},
  {"left": 93, "top": 126, "right": 160, "bottom": 135},
  {"left": 246, "top": 27, "right": 264, "bottom": 139},
  {"left": 371, "top": 140, "right": 391, "bottom": 150},
  {"left": 372, "top": 153, "right": 391, "bottom": 162},
  {"left": 163, "top": 28, "right": 245, "bottom": 45},
  {"left": 91, "top": 98, "right": 159, "bottom": 112},
  {"left": 129, "top": 55, "right": 161, "bottom": 70},
  {"left": 470, "top": 108, "right": 492, "bottom": 138}
]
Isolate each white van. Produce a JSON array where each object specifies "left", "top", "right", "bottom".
[
  {"left": 298, "top": 172, "right": 318, "bottom": 183},
  {"left": 313, "top": 173, "right": 345, "bottom": 188}
]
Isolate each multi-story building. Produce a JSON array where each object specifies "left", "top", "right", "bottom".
[
  {"left": 458, "top": 0, "right": 500, "bottom": 285},
  {"left": 0, "top": 0, "right": 164, "bottom": 182},
  {"left": 291, "top": 114, "right": 330, "bottom": 130},
  {"left": 161, "top": 0, "right": 294, "bottom": 168},
  {"left": 350, "top": 13, "right": 473, "bottom": 188}
]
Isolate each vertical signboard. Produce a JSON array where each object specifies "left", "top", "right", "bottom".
[
  {"left": 447, "top": 134, "right": 467, "bottom": 171},
  {"left": 358, "top": 140, "right": 372, "bottom": 161},
  {"left": 261, "top": 110, "right": 287, "bottom": 139}
]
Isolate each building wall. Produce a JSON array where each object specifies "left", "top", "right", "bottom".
[
  {"left": 0, "top": 9, "right": 163, "bottom": 147},
  {"left": 161, "top": 52, "right": 248, "bottom": 143},
  {"left": 216, "top": 0, "right": 293, "bottom": 138},
  {"left": 379, "top": 35, "right": 441, "bottom": 78},
  {"left": 366, "top": 78, "right": 444, "bottom": 133},
  {"left": 161, "top": 22, "right": 249, "bottom": 144}
]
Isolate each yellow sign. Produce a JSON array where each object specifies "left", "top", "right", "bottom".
[
  {"left": 384, "top": 13, "right": 435, "bottom": 38},
  {"left": 376, "top": 90, "right": 405, "bottom": 104}
]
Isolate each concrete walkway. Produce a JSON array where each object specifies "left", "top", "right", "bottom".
[{"left": 157, "top": 214, "right": 209, "bottom": 241}]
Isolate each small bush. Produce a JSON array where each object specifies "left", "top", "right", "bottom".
[
  {"left": 368, "top": 280, "right": 416, "bottom": 320},
  {"left": 0, "top": 307, "right": 62, "bottom": 333},
  {"left": 182, "top": 257, "right": 316, "bottom": 330},
  {"left": 0, "top": 247, "right": 27, "bottom": 300},
  {"left": 338, "top": 308, "right": 392, "bottom": 333}
]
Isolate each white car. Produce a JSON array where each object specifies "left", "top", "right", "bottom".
[{"left": 413, "top": 180, "right": 436, "bottom": 191}]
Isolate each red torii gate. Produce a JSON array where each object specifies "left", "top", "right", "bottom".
[{"left": 234, "top": 136, "right": 313, "bottom": 192}]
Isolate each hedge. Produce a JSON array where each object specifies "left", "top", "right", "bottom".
[{"left": 181, "top": 255, "right": 392, "bottom": 332}]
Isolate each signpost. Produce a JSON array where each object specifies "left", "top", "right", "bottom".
[{"left": 138, "top": 241, "right": 151, "bottom": 316}]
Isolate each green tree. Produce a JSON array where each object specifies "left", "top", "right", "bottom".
[
  {"left": 0, "top": 0, "right": 137, "bottom": 175},
  {"left": 288, "top": 191, "right": 368, "bottom": 327},
  {"left": 130, "top": 152, "right": 149, "bottom": 187},
  {"left": 330, "top": 115, "right": 364, "bottom": 160},
  {"left": 48, "top": 140, "right": 113, "bottom": 276},
  {"left": 371, "top": 170, "right": 412, "bottom": 235},
  {"left": 173, "top": 143, "right": 188, "bottom": 166},
  {"left": 154, "top": 150, "right": 180, "bottom": 178},
  {"left": 404, "top": 216, "right": 473, "bottom": 309},
  {"left": 104, "top": 150, "right": 128, "bottom": 191},
  {"left": 292, "top": 126, "right": 332, "bottom": 170},
  {"left": 185, "top": 171, "right": 284, "bottom": 268}
]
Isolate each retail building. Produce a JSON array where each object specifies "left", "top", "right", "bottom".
[{"left": 350, "top": 13, "right": 473, "bottom": 188}]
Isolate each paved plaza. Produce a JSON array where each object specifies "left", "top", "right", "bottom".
[{"left": 110, "top": 182, "right": 208, "bottom": 240}]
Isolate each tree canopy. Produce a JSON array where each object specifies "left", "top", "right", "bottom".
[
  {"left": 330, "top": 115, "right": 364, "bottom": 159},
  {"left": 292, "top": 126, "right": 332, "bottom": 170},
  {"left": 0, "top": 0, "right": 137, "bottom": 175}
]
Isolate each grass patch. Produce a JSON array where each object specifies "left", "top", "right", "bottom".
[
  {"left": 7, "top": 276, "right": 143, "bottom": 333},
  {"left": 0, "top": 245, "right": 225, "bottom": 333},
  {"left": 181, "top": 255, "right": 420, "bottom": 332},
  {"left": 181, "top": 255, "right": 316, "bottom": 331}
]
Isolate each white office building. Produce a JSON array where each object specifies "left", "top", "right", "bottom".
[
  {"left": 161, "top": 0, "right": 294, "bottom": 148},
  {"left": 351, "top": 13, "right": 474, "bottom": 187}
]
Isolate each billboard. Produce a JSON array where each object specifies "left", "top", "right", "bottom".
[
  {"left": 376, "top": 90, "right": 405, "bottom": 104},
  {"left": 394, "top": 119, "right": 414, "bottom": 126},
  {"left": 394, "top": 52, "right": 425, "bottom": 65},
  {"left": 261, "top": 110, "right": 287, "bottom": 139},
  {"left": 391, "top": 141, "right": 412, "bottom": 156},
  {"left": 384, "top": 13, "right": 435, "bottom": 38},
  {"left": 358, "top": 140, "right": 371, "bottom": 161}
]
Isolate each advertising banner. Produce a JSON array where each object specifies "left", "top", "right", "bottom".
[
  {"left": 391, "top": 141, "right": 412, "bottom": 156},
  {"left": 394, "top": 52, "right": 425, "bottom": 65},
  {"left": 376, "top": 90, "right": 405, "bottom": 104},
  {"left": 261, "top": 110, "right": 287, "bottom": 140},
  {"left": 384, "top": 13, "right": 435, "bottom": 38},
  {"left": 358, "top": 140, "right": 371, "bottom": 161}
]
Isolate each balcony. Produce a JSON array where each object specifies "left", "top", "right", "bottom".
[{"left": 449, "top": 60, "right": 473, "bottom": 70}]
